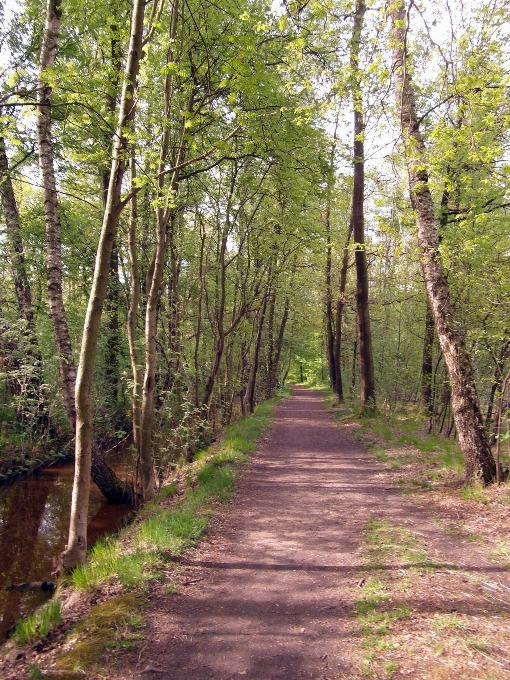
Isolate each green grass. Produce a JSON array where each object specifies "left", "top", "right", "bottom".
[
  {"left": 372, "top": 422, "right": 393, "bottom": 440},
  {"left": 352, "top": 518, "right": 431, "bottom": 676},
  {"left": 54, "top": 594, "right": 142, "bottom": 672},
  {"left": 67, "top": 397, "right": 277, "bottom": 597},
  {"left": 364, "top": 518, "right": 430, "bottom": 569},
  {"left": 71, "top": 541, "right": 149, "bottom": 591},
  {"left": 460, "top": 482, "right": 487, "bottom": 503},
  {"left": 160, "top": 482, "right": 178, "bottom": 498},
  {"left": 14, "top": 599, "right": 61, "bottom": 645}
]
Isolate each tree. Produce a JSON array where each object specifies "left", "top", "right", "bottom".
[
  {"left": 350, "top": 0, "right": 375, "bottom": 410},
  {"left": 64, "top": 0, "right": 146, "bottom": 567},
  {"left": 390, "top": 0, "right": 496, "bottom": 484},
  {"left": 36, "top": 0, "right": 76, "bottom": 430},
  {"left": 0, "top": 134, "right": 45, "bottom": 429}
]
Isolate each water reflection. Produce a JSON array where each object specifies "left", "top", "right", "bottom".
[{"left": 0, "top": 453, "right": 134, "bottom": 639}]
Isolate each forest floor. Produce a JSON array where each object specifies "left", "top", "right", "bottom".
[{"left": 4, "top": 386, "right": 510, "bottom": 679}]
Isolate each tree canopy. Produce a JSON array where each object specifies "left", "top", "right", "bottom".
[{"left": 0, "top": 0, "right": 509, "bottom": 562}]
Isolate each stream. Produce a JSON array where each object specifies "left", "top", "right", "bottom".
[{"left": 0, "top": 451, "right": 134, "bottom": 639}]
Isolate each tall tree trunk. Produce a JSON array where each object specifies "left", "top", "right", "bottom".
[
  {"left": 202, "top": 234, "right": 226, "bottom": 408},
  {"left": 64, "top": 0, "right": 146, "bottom": 567},
  {"left": 271, "top": 258, "right": 297, "bottom": 392},
  {"left": 0, "top": 137, "right": 36, "bottom": 329},
  {"left": 351, "top": 0, "right": 375, "bottom": 409},
  {"left": 194, "top": 222, "right": 206, "bottom": 407},
  {"left": 391, "top": 1, "right": 495, "bottom": 484},
  {"left": 325, "top": 209, "right": 337, "bottom": 390},
  {"left": 350, "top": 338, "right": 357, "bottom": 395},
  {"left": 104, "top": 244, "right": 120, "bottom": 407},
  {"left": 421, "top": 185, "right": 448, "bottom": 417},
  {"left": 127, "top": 151, "right": 143, "bottom": 460},
  {"left": 167, "top": 218, "right": 181, "bottom": 391},
  {"left": 245, "top": 293, "right": 268, "bottom": 414},
  {"left": 139, "top": 1, "right": 188, "bottom": 501},
  {"left": 333, "top": 220, "right": 353, "bottom": 403},
  {"left": 265, "top": 288, "right": 276, "bottom": 399},
  {"left": 324, "top": 117, "right": 339, "bottom": 395},
  {"left": 0, "top": 136, "right": 45, "bottom": 426},
  {"left": 36, "top": 0, "right": 77, "bottom": 430},
  {"left": 202, "top": 173, "right": 236, "bottom": 409},
  {"left": 421, "top": 302, "right": 434, "bottom": 416},
  {"left": 102, "top": 25, "right": 122, "bottom": 408},
  {"left": 485, "top": 338, "right": 510, "bottom": 435},
  {"left": 272, "top": 294, "right": 290, "bottom": 392}
]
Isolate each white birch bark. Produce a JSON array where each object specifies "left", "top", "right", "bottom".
[
  {"left": 37, "top": 0, "right": 77, "bottom": 429},
  {"left": 63, "top": 0, "right": 146, "bottom": 567},
  {"left": 391, "top": 1, "right": 495, "bottom": 483}
]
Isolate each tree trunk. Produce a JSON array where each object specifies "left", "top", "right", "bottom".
[
  {"left": 139, "top": 0, "right": 188, "bottom": 500},
  {"left": 127, "top": 151, "right": 143, "bottom": 460},
  {"left": 324, "top": 117, "right": 339, "bottom": 395},
  {"left": 0, "top": 136, "right": 45, "bottom": 427},
  {"left": 325, "top": 210, "right": 337, "bottom": 390},
  {"left": 91, "top": 447, "right": 133, "bottom": 504},
  {"left": 265, "top": 288, "right": 276, "bottom": 399},
  {"left": 421, "top": 302, "right": 435, "bottom": 416},
  {"left": 485, "top": 339, "right": 510, "bottom": 436},
  {"left": 272, "top": 295, "right": 290, "bottom": 391},
  {"left": 194, "top": 223, "right": 206, "bottom": 407},
  {"left": 104, "top": 244, "right": 120, "bottom": 407},
  {"left": 391, "top": 2, "right": 495, "bottom": 484},
  {"left": 202, "top": 174, "right": 235, "bottom": 408},
  {"left": 36, "top": 0, "right": 77, "bottom": 430},
  {"left": 333, "top": 220, "right": 353, "bottom": 403},
  {"left": 351, "top": 0, "right": 375, "bottom": 410},
  {"left": 0, "top": 137, "right": 36, "bottom": 329},
  {"left": 245, "top": 293, "right": 268, "bottom": 414},
  {"left": 102, "top": 27, "right": 122, "bottom": 409},
  {"left": 350, "top": 338, "right": 357, "bottom": 395},
  {"left": 64, "top": 0, "right": 146, "bottom": 567}
]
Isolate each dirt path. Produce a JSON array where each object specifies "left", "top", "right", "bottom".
[{"left": 115, "top": 387, "right": 510, "bottom": 679}]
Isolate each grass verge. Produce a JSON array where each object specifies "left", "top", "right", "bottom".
[
  {"left": 352, "top": 517, "right": 510, "bottom": 679},
  {"left": 13, "top": 600, "right": 61, "bottom": 646},
  {"left": 330, "top": 398, "right": 510, "bottom": 522}
]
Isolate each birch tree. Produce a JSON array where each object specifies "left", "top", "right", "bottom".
[
  {"left": 63, "top": 0, "right": 146, "bottom": 567},
  {"left": 390, "top": 0, "right": 496, "bottom": 484}
]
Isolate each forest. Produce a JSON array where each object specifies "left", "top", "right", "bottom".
[{"left": 0, "top": 0, "right": 509, "bottom": 573}]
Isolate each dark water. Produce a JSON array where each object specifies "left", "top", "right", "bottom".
[{"left": 0, "top": 452, "right": 134, "bottom": 639}]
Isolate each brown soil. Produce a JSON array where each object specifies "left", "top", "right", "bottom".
[{"left": 106, "top": 387, "right": 510, "bottom": 679}]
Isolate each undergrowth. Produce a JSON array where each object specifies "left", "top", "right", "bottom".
[
  {"left": 14, "top": 600, "right": 61, "bottom": 645},
  {"left": 329, "top": 398, "right": 475, "bottom": 492}
]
